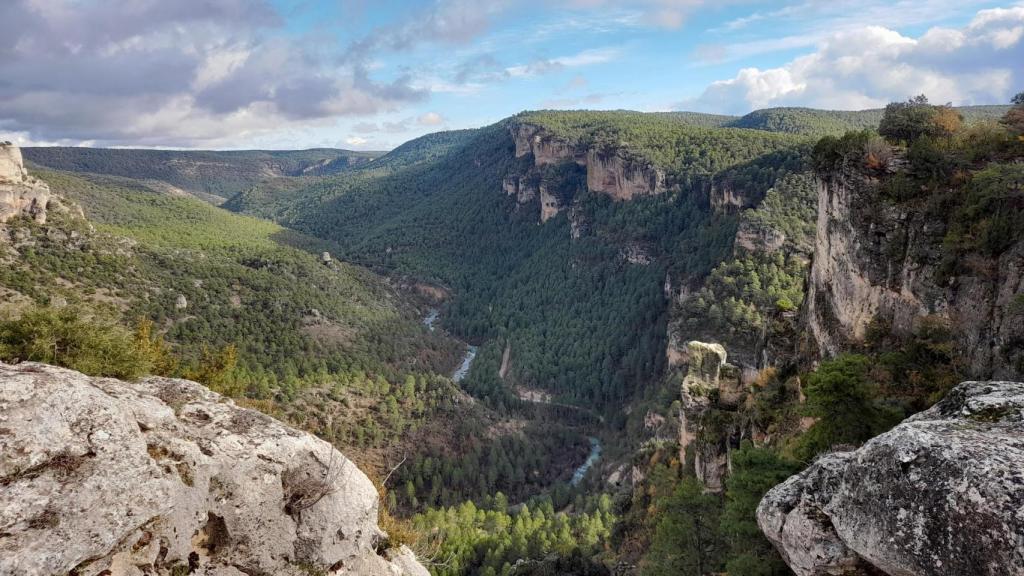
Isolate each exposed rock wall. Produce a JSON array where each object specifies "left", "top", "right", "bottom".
[
  {"left": 758, "top": 380, "right": 1024, "bottom": 576},
  {"left": 804, "top": 168, "right": 1024, "bottom": 378},
  {"left": 585, "top": 148, "right": 666, "bottom": 201},
  {"left": 0, "top": 362, "right": 429, "bottom": 576},
  {"left": 0, "top": 142, "right": 52, "bottom": 224},
  {"left": 509, "top": 123, "right": 666, "bottom": 203},
  {"left": 539, "top": 184, "right": 561, "bottom": 223}
]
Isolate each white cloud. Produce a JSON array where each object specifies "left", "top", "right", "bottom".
[
  {"left": 688, "top": 7, "right": 1024, "bottom": 114},
  {"left": 505, "top": 47, "right": 620, "bottom": 77},
  {"left": 418, "top": 112, "right": 446, "bottom": 126},
  {"left": 0, "top": 0, "right": 426, "bottom": 147},
  {"left": 345, "top": 136, "right": 369, "bottom": 146}
]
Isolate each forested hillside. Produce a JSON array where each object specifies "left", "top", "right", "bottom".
[
  {"left": 22, "top": 147, "right": 381, "bottom": 202},
  {"left": 0, "top": 157, "right": 605, "bottom": 560},
  {"left": 224, "top": 99, "right": 1024, "bottom": 575}
]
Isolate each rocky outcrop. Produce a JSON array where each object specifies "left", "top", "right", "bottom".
[
  {"left": 539, "top": 184, "right": 561, "bottom": 223},
  {"left": 758, "top": 380, "right": 1024, "bottom": 576},
  {"left": 0, "top": 362, "right": 428, "bottom": 576},
  {"left": 678, "top": 341, "right": 747, "bottom": 492},
  {"left": 804, "top": 167, "right": 1024, "bottom": 379},
  {"left": 512, "top": 123, "right": 585, "bottom": 166},
  {"left": 708, "top": 181, "right": 758, "bottom": 212},
  {"left": 509, "top": 123, "right": 666, "bottom": 203},
  {"left": 733, "top": 220, "right": 786, "bottom": 255},
  {"left": 503, "top": 175, "right": 538, "bottom": 205},
  {"left": 0, "top": 142, "right": 52, "bottom": 224},
  {"left": 585, "top": 148, "right": 666, "bottom": 201}
]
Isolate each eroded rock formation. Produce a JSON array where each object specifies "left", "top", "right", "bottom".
[
  {"left": 758, "top": 380, "right": 1024, "bottom": 576},
  {"left": 0, "top": 142, "right": 52, "bottom": 224},
  {"left": 678, "top": 341, "right": 747, "bottom": 492},
  {"left": 510, "top": 122, "right": 666, "bottom": 203},
  {"left": 0, "top": 362, "right": 428, "bottom": 576},
  {"left": 804, "top": 166, "right": 1024, "bottom": 378}
]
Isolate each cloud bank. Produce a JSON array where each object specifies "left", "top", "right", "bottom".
[
  {"left": 0, "top": 0, "right": 428, "bottom": 147},
  {"left": 688, "top": 6, "right": 1024, "bottom": 113}
]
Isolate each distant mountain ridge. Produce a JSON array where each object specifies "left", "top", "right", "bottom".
[{"left": 21, "top": 146, "right": 383, "bottom": 203}]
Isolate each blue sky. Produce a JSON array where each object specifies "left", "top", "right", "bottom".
[{"left": 1, "top": 0, "right": 1021, "bottom": 149}]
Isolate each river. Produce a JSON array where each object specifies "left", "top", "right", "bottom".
[
  {"left": 425, "top": 309, "right": 601, "bottom": 483},
  {"left": 423, "top": 308, "right": 439, "bottom": 331},
  {"left": 571, "top": 437, "right": 602, "bottom": 486},
  {"left": 452, "top": 345, "right": 477, "bottom": 383}
]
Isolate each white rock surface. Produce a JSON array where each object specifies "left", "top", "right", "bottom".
[
  {"left": 0, "top": 142, "right": 51, "bottom": 224},
  {"left": 0, "top": 362, "right": 428, "bottom": 576}
]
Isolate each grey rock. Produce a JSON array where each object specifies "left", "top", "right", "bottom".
[
  {"left": 758, "top": 380, "right": 1024, "bottom": 576},
  {"left": 0, "top": 142, "right": 52, "bottom": 224},
  {"left": 804, "top": 167, "right": 1024, "bottom": 379},
  {"left": 678, "top": 341, "right": 747, "bottom": 492},
  {"left": 0, "top": 362, "right": 428, "bottom": 576}
]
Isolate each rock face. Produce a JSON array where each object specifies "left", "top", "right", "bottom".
[
  {"left": 0, "top": 142, "right": 52, "bottom": 224},
  {"left": 585, "top": 147, "right": 666, "bottom": 201},
  {"left": 678, "top": 341, "right": 747, "bottom": 492},
  {"left": 733, "top": 220, "right": 786, "bottom": 255},
  {"left": 758, "top": 380, "right": 1024, "bottom": 576},
  {"left": 510, "top": 122, "right": 666, "bottom": 203},
  {"left": 0, "top": 362, "right": 428, "bottom": 576},
  {"left": 804, "top": 167, "right": 1024, "bottom": 379}
]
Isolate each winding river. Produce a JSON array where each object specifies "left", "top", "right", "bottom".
[{"left": 425, "top": 309, "right": 602, "bottom": 484}]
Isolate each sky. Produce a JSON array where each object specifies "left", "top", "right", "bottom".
[{"left": 0, "top": 0, "right": 1022, "bottom": 150}]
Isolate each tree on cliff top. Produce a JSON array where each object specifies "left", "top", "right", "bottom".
[{"left": 879, "top": 95, "right": 962, "bottom": 144}]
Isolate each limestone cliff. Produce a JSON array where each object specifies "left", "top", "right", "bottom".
[
  {"left": 0, "top": 362, "right": 429, "bottom": 576},
  {"left": 803, "top": 165, "right": 1024, "bottom": 378},
  {"left": 678, "top": 341, "right": 748, "bottom": 492},
  {"left": 758, "top": 380, "right": 1024, "bottom": 576},
  {"left": 509, "top": 122, "right": 667, "bottom": 205},
  {"left": 0, "top": 142, "right": 52, "bottom": 224}
]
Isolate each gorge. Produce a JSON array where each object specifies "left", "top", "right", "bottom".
[{"left": 3, "top": 96, "right": 1023, "bottom": 576}]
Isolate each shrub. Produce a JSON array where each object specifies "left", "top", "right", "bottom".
[
  {"left": 0, "top": 306, "right": 156, "bottom": 379},
  {"left": 863, "top": 135, "right": 893, "bottom": 172}
]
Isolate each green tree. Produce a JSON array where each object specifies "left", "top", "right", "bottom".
[
  {"left": 0, "top": 306, "right": 156, "bottom": 379},
  {"left": 722, "top": 443, "right": 799, "bottom": 575},
  {"left": 796, "top": 354, "right": 901, "bottom": 460},
  {"left": 642, "top": 477, "right": 724, "bottom": 576},
  {"left": 878, "top": 95, "right": 961, "bottom": 144}
]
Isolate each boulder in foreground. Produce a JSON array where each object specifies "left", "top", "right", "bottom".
[
  {"left": 757, "top": 380, "right": 1024, "bottom": 576},
  {"left": 0, "top": 362, "right": 428, "bottom": 576}
]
